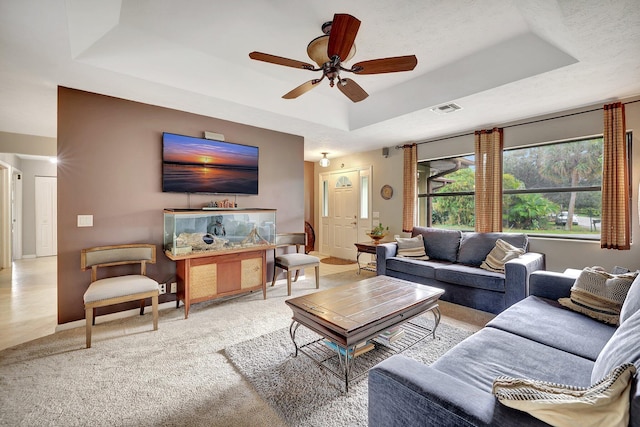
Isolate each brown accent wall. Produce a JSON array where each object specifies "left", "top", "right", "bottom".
[{"left": 57, "top": 87, "right": 304, "bottom": 324}]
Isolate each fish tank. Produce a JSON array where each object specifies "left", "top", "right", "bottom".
[{"left": 163, "top": 208, "right": 276, "bottom": 256}]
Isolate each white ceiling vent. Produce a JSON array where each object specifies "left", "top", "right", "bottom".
[{"left": 430, "top": 103, "right": 462, "bottom": 114}]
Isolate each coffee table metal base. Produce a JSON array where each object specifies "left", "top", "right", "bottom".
[{"left": 289, "top": 307, "right": 441, "bottom": 392}]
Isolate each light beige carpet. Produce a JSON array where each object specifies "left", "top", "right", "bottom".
[{"left": 0, "top": 269, "right": 483, "bottom": 426}]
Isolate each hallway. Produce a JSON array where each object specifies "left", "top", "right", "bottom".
[{"left": 0, "top": 256, "right": 57, "bottom": 351}]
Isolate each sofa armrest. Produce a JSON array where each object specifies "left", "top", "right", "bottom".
[
  {"left": 369, "top": 355, "right": 545, "bottom": 427},
  {"left": 375, "top": 242, "right": 397, "bottom": 276},
  {"left": 503, "top": 252, "right": 545, "bottom": 308},
  {"left": 528, "top": 270, "right": 576, "bottom": 300}
]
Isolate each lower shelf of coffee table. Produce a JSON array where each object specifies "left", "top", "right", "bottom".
[{"left": 297, "top": 319, "right": 435, "bottom": 386}]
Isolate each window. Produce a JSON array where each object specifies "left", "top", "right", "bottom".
[
  {"left": 336, "top": 176, "right": 352, "bottom": 188},
  {"left": 360, "top": 174, "right": 369, "bottom": 219},
  {"left": 322, "top": 179, "right": 329, "bottom": 217},
  {"left": 417, "top": 133, "right": 632, "bottom": 239}
]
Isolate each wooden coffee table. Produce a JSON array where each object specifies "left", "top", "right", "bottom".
[{"left": 285, "top": 275, "right": 444, "bottom": 391}]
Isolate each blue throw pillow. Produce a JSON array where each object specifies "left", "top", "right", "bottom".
[
  {"left": 411, "top": 227, "right": 461, "bottom": 262},
  {"left": 591, "top": 307, "right": 640, "bottom": 384},
  {"left": 458, "top": 232, "right": 527, "bottom": 266}
]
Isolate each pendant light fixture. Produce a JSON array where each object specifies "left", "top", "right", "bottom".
[{"left": 319, "top": 152, "right": 330, "bottom": 167}]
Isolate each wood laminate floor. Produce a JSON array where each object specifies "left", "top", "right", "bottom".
[
  {"left": 0, "top": 256, "right": 57, "bottom": 351},
  {"left": 0, "top": 252, "right": 492, "bottom": 352}
]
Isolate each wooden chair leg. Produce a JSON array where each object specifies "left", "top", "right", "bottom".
[
  {"left": 139, "top": 299, "right": 145, "bottom": 315},
  {"left": 152, "top": 295, "right": 159, "bottom": 331},
  {"left": 315, "top": 265, "right": 320, "bottom": 289},
  {"left": 271, "top": 265, "right": 279, "bottom": 287},
  {"left": 287, "top": 271, "right": 292, "bottom": 296},
  {"left": 293, "top": 269, "right": 301, "bottom": 282},
  {"left": 85, "top": 307, "right": 93, "bottom": 348},
  {"left": 92, "top": 308, "right": 97, "bottom": 326}
]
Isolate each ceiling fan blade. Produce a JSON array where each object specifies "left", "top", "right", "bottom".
[
  {"left": 351, "top": 55, "right": 418, "bottom": 74},
  {"left": 327, "top": 14, "right": 361, "bottom": 61},
  {"left": 249, "top": 52, "right": 315, "bottom": 70},
  {"left": 337, "top": 78, "right": 368, "bottom": 103},
  {"left": 282, "top": 80, "right": 320, "bottom": 99}
]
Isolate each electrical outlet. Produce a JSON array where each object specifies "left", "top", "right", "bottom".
[
  {"left": 170, "top": 282, "right": 177, "bottom": 293},
  {"left": 158, "top": 283, "right": 166, "bottom": 295}
]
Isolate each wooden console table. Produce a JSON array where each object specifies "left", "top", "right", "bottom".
[{"left": 166, "top": 245, "right": 274, "bottom": 319}]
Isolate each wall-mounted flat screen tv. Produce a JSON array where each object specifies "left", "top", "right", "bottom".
[{"left": 162, "top": 132, "right": 259, "bottom": 194}]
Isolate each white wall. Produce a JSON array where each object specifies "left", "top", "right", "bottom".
[
  {"left": 313, "top": 147, "right": 405, "bottom": 240},
  {"left": 20, "top": 159, "right": 57, "bottom": 257},
  {"left": 320, "top": 96, "right": 640, "bottom": 272}
]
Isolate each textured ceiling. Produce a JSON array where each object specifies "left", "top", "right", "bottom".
[{"left": 1, "top": 0, "right": 639, "bottom": 162}]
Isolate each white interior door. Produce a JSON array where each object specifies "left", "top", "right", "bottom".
[
  {"left": 11, "top": 170, "right": 22, "bottom": 260},
  {"left": 35, "top": 176, "right": 57, "bottom": 257},
  {"left": 0, "top": 164, "right": 9, "bottom": 268}
]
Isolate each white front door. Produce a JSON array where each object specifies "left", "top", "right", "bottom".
[
  {"left": 330, "top": 172, "right": 359, "bottom": 260},
  {"left": 35, "top": 176, "right": 57, "bottom": 257}
]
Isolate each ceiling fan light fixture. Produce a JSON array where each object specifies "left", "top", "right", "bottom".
[
  {"left": 319, "top": 152, "right": 330, "bottom": 167},
  {"left": 307, "top": 35, "right": 356, "bottom": 67}
]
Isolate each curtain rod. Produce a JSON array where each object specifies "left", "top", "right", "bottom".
[{"left": 394, "top": 98, "right": 640, "bottom": 149}]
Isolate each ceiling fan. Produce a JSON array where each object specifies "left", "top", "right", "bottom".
[{"left": 249, "top": 13, "right": 418, "bottom": 103}]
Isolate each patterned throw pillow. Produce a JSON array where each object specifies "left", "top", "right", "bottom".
[
  {"left": 395, "top": 235, "right": 429, "bottom": 260},
  {"left": 558, "top": 267, "right": 638, "bottom": 325},
  {"left": 493, "top": 363, "right": 636, "bottom": 427},
  {"left": 479, "top": 239, "right": 525, "bottom": 273}
]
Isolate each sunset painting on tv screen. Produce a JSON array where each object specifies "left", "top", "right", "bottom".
[{"left": 162, "top": 132, "right": 259, "bottom": 194}]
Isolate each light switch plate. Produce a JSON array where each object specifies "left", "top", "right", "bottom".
[{"left": 77, "top": 215, "right": 93, "bottom": 227}]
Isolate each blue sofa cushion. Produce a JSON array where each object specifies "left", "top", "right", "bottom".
[
  {"left": 385, "top": 257, "right": 451, "bottom": 280},
  {"left": 487, "top": 296, "right": 616, "bottom": 361},
  {"left": 592, "top": 308, "right": 640, "bottom": 383},
  {"left": 435, "top": 264, "right": 505, "bottom": 292},
  {"left": 620, "top": 274, "right": 640, "bottom": 324},
  {"left": 457, "top": 232, "right": 528, "bottom": 266},
  {"left": 432, "top": 327, "right": 595, "bottom": 392},
  {"left": 411, "top": 227, "right": 461, "bottom": 262}
]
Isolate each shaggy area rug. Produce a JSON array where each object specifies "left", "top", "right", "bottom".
[{"left": 224, "top": 315, "right": 473, "bottom": 426}]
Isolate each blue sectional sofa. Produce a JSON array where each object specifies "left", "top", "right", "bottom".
[
  {"left": 375, "top": 227, "right": 545, "bottom": 314},
  {"left": 369, "top": 270, "right": 640, "bottom": 426}
]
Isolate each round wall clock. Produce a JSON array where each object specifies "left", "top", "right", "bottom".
[{"left": 381, "top": 184, "right": 394, "bottom": 200}]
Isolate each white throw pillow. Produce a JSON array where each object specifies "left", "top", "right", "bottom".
[
  {"left": 558, "top": 267, "right": 638, "bottom": 325},
  {"left": 480, "top": 239, "right": 524, "bottom": 273},
  {"left": 493, "top": 363, "right": 636, "bottom": 427},
  {"left": 395, "top": 235, "right": 429, "bottom": 260}
]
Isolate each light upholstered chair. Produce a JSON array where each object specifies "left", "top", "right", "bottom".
[
  {"left": 271, "top": 233, "right": 320, "bottom": 295},
  {"left": 81, "top": 243, "right": 159, "bottom": 348}
]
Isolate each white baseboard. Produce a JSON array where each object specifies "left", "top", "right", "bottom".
[
  {"left": 55, "top": 301, "right": 177, "bottom": 332},
  {"left": 22, "top": 254, "right": 36, "bottom": 259}
]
